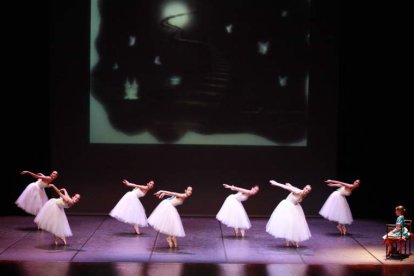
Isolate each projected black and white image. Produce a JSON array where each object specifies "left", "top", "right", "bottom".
[{"left": 90, "top": 0, "right": 310, "bottom": 145}]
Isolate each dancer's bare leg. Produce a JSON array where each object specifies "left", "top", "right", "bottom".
[
  {"left": 295, "top": 241, "right": 299, "bottom": 248},
  {"left": 171, "top": 236, "right": 178, "bottom": 248},
  {"left": 286, "top": 240, "right": 291, "bottom": 247},
  {"left": 133, "top": 224, "right": 141, "bottom": 235},
  {"left": 337, "top": 224, "right": 344, "bottom": 235},
  {"left": 240, "top": 229, "right": 245, "bottom": 237},
  {"left": 234, "top": 228, "right": 239, "bottom": 237},
  {"left": 166, "top": 236, "right": 173, "bottom": 248}
]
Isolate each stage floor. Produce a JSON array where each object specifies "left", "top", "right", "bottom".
[{"left": 0, "top": 216, "right": 413, "bottom": 275}]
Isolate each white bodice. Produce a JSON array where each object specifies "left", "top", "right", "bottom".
[
  {"left": 287, "top": 192, "right": 302, "bottom": 205},
  {"left": 234, "top": 192, "right": 248, "bottom": 202},
  {"left": 55, "top": 198, "right": 69, "bottom": 208},
  {"left": 338, "top": 187, "right": 351, "bottom": 196},
  {"left": 37, "top": 179, "right": 49, "bottom": 189},
  {"left": 132, "top": 188, "right": 145, "bottom": 198},
  {"left": 167, "top": 196, "right": 183, "bottom": 207}
]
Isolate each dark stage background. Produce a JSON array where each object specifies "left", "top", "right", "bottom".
[{"left": 3, "top": 0, "right": 412, "bottom": 221}]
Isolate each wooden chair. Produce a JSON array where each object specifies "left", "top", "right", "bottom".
[{"left": 384, "top": 219, "right": 412, "bottom": 259}]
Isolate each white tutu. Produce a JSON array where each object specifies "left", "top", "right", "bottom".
[
  {"left": 319, "top": 190, "right": 353, "bottom": 224},
  {"left": 266, "top": 193, "right": 311, "bottom": 242},
  {"left": 109, "top": 189, "right": 148, "bottom": 226},
  {"left": 34, "top": 198, "right": 72, "bottom": 238},
  {"left": 216, "top": 193, "right": 251, "bottom": 229},
  {"left": 147, "top": 199, "right": 185, "bottom": 237},
  {"left": 15, "top": 180, "right": 48, "bottom": 215}
]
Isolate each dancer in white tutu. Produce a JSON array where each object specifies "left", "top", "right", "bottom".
[
  {"left": 319, "top": 179, "right": 360, "bottom": 235},
  {"left": 34, "top": 184, "right": 80, "bottom": 245},
  {"left": 147, "top": 186, "right": 192, "bottom": 248},
  {"left": 266, "top": 180, "right": 312, "bottom": 248},
  {"left": 109, "top": 179, "right": 154, "bottom": 235},
  {"left": 16, "top": 170, "right": 59, "bottom": 216},
  {"left": 216, "top": 183, "right": 259, "bottom": 237}
]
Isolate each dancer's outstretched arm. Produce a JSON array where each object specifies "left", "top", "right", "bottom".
[
  {"left": 20, "top": 171, "right": 53, "bottom": 182},
  {"left": 222, "top": 184, "right": 256, "bottom": 195},
  {"left": 325, "top": 179, "right": 354, "bottom": 189},
  {"left": 122, "top": 179, "right": 152, "bottom": 191},
  {"left": 154, "top": 190, "right": 187, "bottom": 199},
  {"left": 49, "top": 184, "right": 70, "bottom": 200},
  {"left": 269, "top": 180, "right": 302, "bottom": 194}
]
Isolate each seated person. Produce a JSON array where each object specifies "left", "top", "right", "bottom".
[{"left": 383, "top": 205, "right": 410, "bottom": 257}]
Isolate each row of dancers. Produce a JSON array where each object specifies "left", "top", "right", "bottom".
[{"left": 15, "top": 170, "right": 361, "bottom": 248}]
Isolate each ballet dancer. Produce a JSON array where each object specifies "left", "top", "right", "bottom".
[
  {"left": 266, "top": 180, "right": 312, "bottom": 248},
  {"left": 216, "top": 183, "right": 259, "bottom": 237},
  {"left": 16, "top": 170, "right": 58, "bottom": 216},
  {"left": 147, "top": 186, "right": 192, "bottom": 248},
  {"left": 109, "top": 179, "right": 154, "bottom": 234},
  {"left": 319, "top": 179, "right": 360, "bottom": 235},
  {"left": 34, "top": 183, "right": 80, "bottom": 245}
]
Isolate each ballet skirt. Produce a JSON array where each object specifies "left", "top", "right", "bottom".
[
  {"left": 147, "top": 196, "right": 185, "bottom": 237},
  {"left": 266, "top": 192, "right": 312, "bottom": 242},
  {"left": 15, "top": 179, "right": 48, "bottom": 215},
  {"left": 34, "top": 197, "right": 73, "bottom": 238},
  {"left": 319, "top": 187, "right": 353, "bottom": 225},
  {"left": 109, "top": 188, "right": 148, "bottom": 226},
  {"left": 216, "top": 192, "right": 251, "bottom": 229}
]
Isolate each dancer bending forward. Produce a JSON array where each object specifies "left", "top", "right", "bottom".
[
  {"left": 34, "top": 184, "right": 80, "bottom": 245},
  {"left": 266, "top": 180, "right": 312, "bottom": 248},
  {"left": 319, "top": 179, "right": 360, "bottom": 235},
  {"left": 110, "top": 179, "right": 154, "bottom": 234},
  {"left": 16, "top": 170, "right": 58, "bottom": 216},
  {"left": 147, "top": 186, "right": 192, "bottom": 248},
  {"left": 216, "top": 183, "right": 259, "bottom": 237}
]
